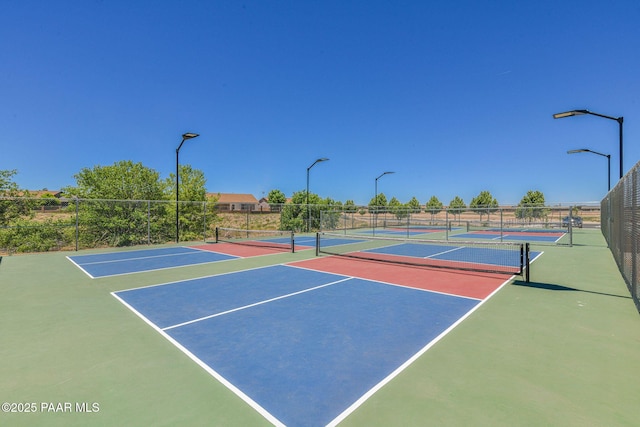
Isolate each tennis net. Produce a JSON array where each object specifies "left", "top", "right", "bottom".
[
  {"left": 316, "top": 232, "right": 530, "bottom": 280},
  {"left": 215, "top": 227, "right": 295, "bottom": 253}
]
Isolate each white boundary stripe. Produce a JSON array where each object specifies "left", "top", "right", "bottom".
[
  {"left": 115, "top": 263, "right": 292, "bottom": 293},
  {"left": 80, "top": 257, "right": 236, "bottom": 279},
  {"left": 326, "top": 275, "right": 514, "bottom": 427},
  {"left": 66, "top": 246, "right": 240, "bottom": 279},
  {"left": 424, "top": 245, "right": 465, "bottom": 258},
  {"left": 65, "top": 255, "right": 96, "bottom": 279},
  {"left": 74, "top": 247, "right": 201, "bottom": 266},
  {"left": 162, "top": 277, "right": 353, "bottom": 331},
  {"left": 110, "top": 291, "right": 287, "bottom": 427}
]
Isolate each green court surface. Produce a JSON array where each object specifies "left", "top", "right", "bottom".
[{"left": 1, "top": 229, "right": 639, "bottom": 426}]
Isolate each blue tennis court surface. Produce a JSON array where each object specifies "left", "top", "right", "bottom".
[
  {"left": 68, "top": 247, "right": 237, "bottom": 278},
  {"left": 355, "top": 228, "right": 430, "bottom": 237},
  {"left": 453, "top": 232, "right": 563, "bottom": 242},
  {"left": 113, "top": 264, "right": 485, "bottom": 426},
  {"left": 294, "top": 235, "right": 318, "bottom": 247}
]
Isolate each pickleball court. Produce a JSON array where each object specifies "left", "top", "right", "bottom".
[{"left": 106, "top": 235, "right": 540, "bottom": 426}]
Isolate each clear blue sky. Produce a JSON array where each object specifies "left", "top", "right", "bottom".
[{"left": 2, "top": 0, "right": 639, "bottom": 206}]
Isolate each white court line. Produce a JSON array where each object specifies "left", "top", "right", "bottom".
[
  {"left": 424, "top": 245, "right": 465, "bottom": 259},
  {"left": 66, "top": 255, "right": 95, "bottom": 279},
  {"left": 162, "top": 276, "right": 352, "bottom": 331},
  {"left": 111, "top": 291, "right": 287, "bottom": 427},
  {"left": 75, "top": 248, "right": 200, "bottom": 266},
  {"left": 327, "top": 274, "right": 515, "bottom": 427}
]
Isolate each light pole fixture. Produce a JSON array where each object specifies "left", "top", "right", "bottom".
[
  {"left": 306, "top": 157, "right": 329, "bottom": 232},
  {"left": 374, "top": 171, "right": 395, "bottom": 213},
  {"left": 553, "top": 109, "right": 624, "bottom": 179},
  {"left": 567, "top": 148, "right": 611, "bottom": 191},
  {"left": 374, "top": 171, "right": 394, "bottom": 234},
  {"left": 176, "top": 132, "right": 199, "bottom": 242}
]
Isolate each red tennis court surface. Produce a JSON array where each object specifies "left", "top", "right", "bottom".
[{"left": 290, "top": 255, "right": 511, "bottom": 300}]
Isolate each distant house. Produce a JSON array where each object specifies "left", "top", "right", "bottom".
[
  {"left": 209, "top": 193, "right": 259, "bottom": 212},
  {"left": 257, "top": 197, "right": 271, "bottom": 212}
]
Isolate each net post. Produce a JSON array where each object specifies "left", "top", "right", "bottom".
[
  {"left": 569, "top": 205, "right": 574, "bottom": 247},
  {"left": 315, "top": 232, "right": 320, "bottom": 256},
  {"left": 525, "top": 242, "right": 530, "bottom": 283},
  {"left": 215, "top": 226, "right": 219, "bottom": 243},
  {"left": 291, "top": 231, "right": 295, "bottom": 253},
  {"left": 445, "top": 209, "right": 449, "bottom": 241},
  {"left": 519, "top": 243, "right": 523, "bottom": 275}
]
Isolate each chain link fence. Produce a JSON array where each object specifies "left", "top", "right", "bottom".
[
  {"left": 1, "top": 197, "right": 600, "bottom": 254},
  {"left": 321, "top": 205, "right": 599, "bottom": 246},
  {"left": 601, "top": 160, "right": 640, "bottom": 312}
]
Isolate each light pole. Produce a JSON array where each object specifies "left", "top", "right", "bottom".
[
  {"left": 306, "top": 158, "right": 329, "bottom": 232},
  {"left": 553, "top": 109, "right": 624, "bottom": 179},
  {"left": 567, "top": 149, "right": 611, "bottom": 191},
  {"left": 374, "top": 171, "right": 394, "bottom": 233},
  {"left": 176, "top": 132, "right": 199, "bottom": 242}
]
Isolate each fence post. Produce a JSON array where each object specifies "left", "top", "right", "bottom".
[
  {"left": 203, "top": 201, "right": 207, "bottom": 242},
  {"left": 74, "top": 198, "right": 79, "bottom": 251},
  {"left": 632, "top": 169, "right": 637, "bottom": 296},
  {"left": 445, "top": 207, "right": 449, "bottom": 241}
]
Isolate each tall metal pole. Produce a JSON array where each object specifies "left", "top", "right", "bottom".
[
  {"left": 306, "top": 158, "right": 329, "bottom": 232},
  {"left": 374, "top": 171, "right": 394, "bottom": 234},
  {"left": 176, "top": 146, "right": 180, "bottom": 242},
  {"left": 176, "top": 133, "right": 199, "bottom": 243},
  {"left": 618, "top": 117, "right": 623, "bottom": 179}
]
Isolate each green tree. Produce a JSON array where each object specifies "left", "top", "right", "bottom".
[
  {"left": 368, "top": 193, "right": 388, "bottom": 214},
  {"left": 406, "top": 196, "right": 421, "bottom": 214},
  {"left": 425, "top": 195, "right": 443, "bottom": 220},
  {"left": 0, "top": 170, "right": 48, "bottom": 252},
  {"left": 280, "top": 190, "right": 322, "bottom": 231},
  {"left": 319, "top": 197, "right": 343, "bottom": 230},
  {"left": 0, "top": 169, "right": 35, "bottom": 225},
  {"left": 65, "top": 161, "right": 166, "bottom": 200},
  {"left": 267, "top": 189, "right": 286, "bottom": 212},
  {"left": 166, "top": 164, "right": 218, "bottom": 241},
  {"left": 470, "top": 190, "right": 499, "bottom": 222},
  {"left": 388, "top": 197, "right": 407, "bottom": 219},
  {"left": 448, "top": 196, "right": 466, "bottom": 221},
  {"left": 515, "top": 190, "right": 549, "bottom": 223},
  {"left": 344, "top": 199, "right": 357, "bottom": 213},
  {"left": 63, "top": 161, "right": 173, "bottom": 247}
]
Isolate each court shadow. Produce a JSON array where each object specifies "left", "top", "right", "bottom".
[{"left": 512, "top": 280, "right": 631, "bottom": 300}]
